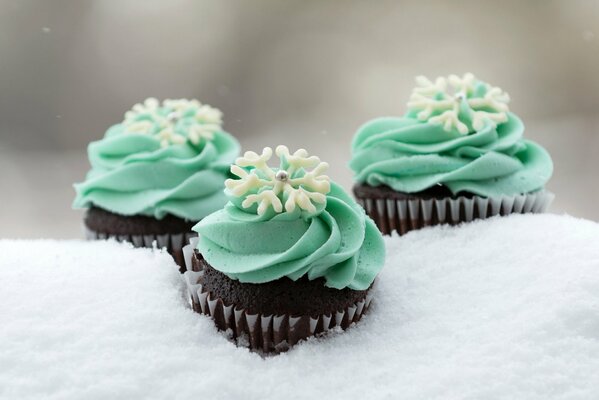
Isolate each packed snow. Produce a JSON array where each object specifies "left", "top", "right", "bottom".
[{"left": 1, "top": 214, "right": 598, "bottom": 400}]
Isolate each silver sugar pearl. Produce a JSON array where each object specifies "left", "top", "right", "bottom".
[
  {"left": 275, "top": 170, "right": 289, "bottom": 181},
  {"left": 166, "top": 111, "right": 180, "bottom": 122},
  {"left": 454, "top": 92, "right": 466, "bottom": 102}
]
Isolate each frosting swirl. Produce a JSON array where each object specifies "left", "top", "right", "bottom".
[
  {"left": 73, "top": 98, "right": 240, "bottom": 220},
  {"left": 350, "top": 74, "right": 553, "bottom": 197},
  {"left": 194, "top": 147, "right": 385, "bottom": 290}
]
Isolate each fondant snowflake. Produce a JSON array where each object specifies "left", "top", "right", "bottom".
[
  {"left": 407, "top": 73, "right": 510, "bottom": 134},
  {"left": 225, "top": 146, "right": 331, "bottom": 216},
  {"left": 123, "top": 98, "right": 223, "bottom": 147}
]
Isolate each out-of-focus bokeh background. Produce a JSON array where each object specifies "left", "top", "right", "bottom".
[{"left": 1, "top": 0, "right": 598, "bottom": 238}]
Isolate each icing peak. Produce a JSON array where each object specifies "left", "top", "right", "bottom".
[
  {"left": 73, "top": 98, "right": 240, "bottom": 220},
  {"left": 225, "top": 146, "right": 330, "bottom": 217},
  {"left": 123, "top": 98, "right": 223, "bottom": 148},
  {"left": 194, "top": 178, "right": 385, "bottom": 289},
  {"left": 407, "top": 73, "right": 510, "bottom": 135}
]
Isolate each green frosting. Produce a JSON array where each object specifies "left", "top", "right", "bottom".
[
  {"left": 193, "top": 181, "right": 385, "bottom": 290},
  {"left": 73, "top": 100, "right": 240, "bottom": 220},
  {"left": 350, "top": 114, "right": 553, "bottom": 197}
]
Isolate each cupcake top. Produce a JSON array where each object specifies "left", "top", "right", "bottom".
[
  {"left": 73, "top": 98, "right": 240, "bottom": 220},
  {"left": 194, "top": 146, "right": 385, "bottom": 290},
  {"left": 350, "top": 73, "right": 553, "bottom": 197}
]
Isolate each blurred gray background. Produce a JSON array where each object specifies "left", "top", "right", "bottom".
[{"left": 1, "top": 0, "right": 598, "bottom": 238}]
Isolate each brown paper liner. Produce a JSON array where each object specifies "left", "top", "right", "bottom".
[
  {"left": 355, "top": 190, "right": 555, "bottom": 236},
  {"left": 84, "top": 227, "right": 197, "bottom": 272},
  {"left": 182, "top": 237, "right": 374, "bottom": 353}
]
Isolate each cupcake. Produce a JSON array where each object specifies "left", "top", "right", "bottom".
[
  {"left": 73, "top": 98, "right": 240, "bottom": 269},
  {"left": 350, "top": 73, "right": 554, "bottom": 235},
  {"left": 182, "top": 145, "right": 385, "bottom": 353}
]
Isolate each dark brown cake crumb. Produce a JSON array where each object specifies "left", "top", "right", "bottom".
[
  {"left": 193, "top": 250, "right": 371, "bottom": 317},
  {"left": 84, "top": 206, "right": 197, "bottom": 235},
  {"left": 353, "top": 183, "right": 474, "bottom": 200}
]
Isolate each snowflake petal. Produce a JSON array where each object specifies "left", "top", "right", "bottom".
[
  {"left": 407, "top": 73, "right": 510, "bottom": 135},
  {"left": 122, "top": 98, "right": 223, "bottom": 146},
  {"left": 226, "top": 146, "right": 331, "bottom": 217}
]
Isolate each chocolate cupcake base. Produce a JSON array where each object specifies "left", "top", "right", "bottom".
[
  {"left": 182, "top": 238, "right": 374, "bottom": 353},
  {"left": 84, "top": 206, "right": 197, "bottom": 272},
  {"left": 354, "top": 184, "right": 554, "bottom": 236}
]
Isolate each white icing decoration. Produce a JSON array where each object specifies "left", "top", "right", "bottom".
[
  {"left": 123, "top": 98, "right": 223, "bottom": 147},
  {"left": 225, "top": 146, "right": 331, "bottom": 216},
  {"left": 407, "top": 73, "right": 510, "bottom": 135}
]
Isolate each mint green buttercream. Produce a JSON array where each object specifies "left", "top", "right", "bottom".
[
  {"left": 350, "top": 113, "right": 553, "bottom": 197},
  {"left": 73, "top": 123, "right": 240, "bottom": 220},
  {"left": 193, "top": 182, "right": 385, "bottom": 290}
]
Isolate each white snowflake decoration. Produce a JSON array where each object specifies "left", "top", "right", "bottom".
[
  {"left": 225, "top": 146, "right": 331, "bottom": 216},
  {"left": 123, "top": 98, "right": 223, "bottom": 147},
  {"left": 407, "top": 73, "right": 510, "bottom": 134}
]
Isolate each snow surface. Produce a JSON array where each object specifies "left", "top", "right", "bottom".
[{"left": 1, "top": 214, "right": 599, "bottom": 400}]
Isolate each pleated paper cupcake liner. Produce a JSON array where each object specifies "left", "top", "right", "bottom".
[
  {"left": 182, "top": 237, "right": 374, "bottom": 353},
  {"left": 84, "top": 226, "right": 197, "bottom": 272},
  {"left": 355, "top": 190, "right": 555, "bottom": 236}
]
